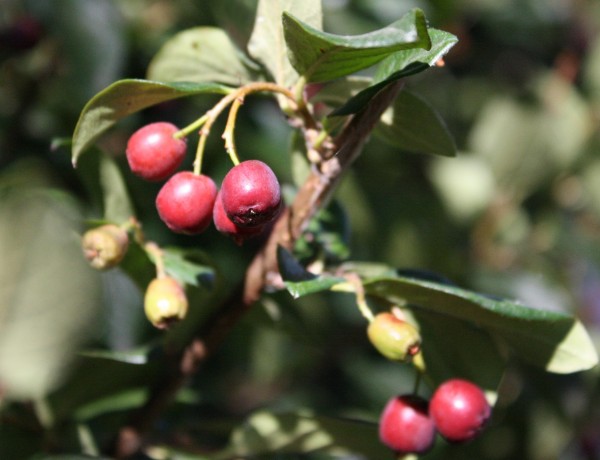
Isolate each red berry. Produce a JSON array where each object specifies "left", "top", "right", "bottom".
[
  {"left": 220, "top": 160, "right": 282, "bottom": 228},
  {"left": 430, "top": 379, "right": 491, "bottom": 443},
  {"left": 379, "top": 395, "right": 436, "bottom": 455},
  {"left": 213, "top": 190, "right": 265, "bottom": 244},
  {"left": 156, "top": 172, "right": 217, "bottom": 234},
  {"left": 126, "top": 122, "right": 187, "bottom": 181}
]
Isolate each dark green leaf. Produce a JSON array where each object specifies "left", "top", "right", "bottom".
[
  {"left": 331, "top": 28, "right": 457, "bottom": 116},
  {"left": 374, "top": 90, "right": 456, "bottom": 157},
  {"left": 361, "top": 276, "right": 598, "bottom": 373},
  {"left": 78, "top": 343, "right": 160, "bottom": 365},
  {"left": 277, "top": 246, "right": 344, "bottom": 298},
  {"left": 71, "top": 79, "right": 231, "bottom": 164},
  {"left": 247, "top": 0, "right": 323, "bottom": 87},
  {"left": 147, "top": 27, "right": 261, "bottom": 86},
  {"left": 282, "top": 8, "right": 431, "bottom": 83}
]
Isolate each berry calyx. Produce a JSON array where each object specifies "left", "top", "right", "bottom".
[
  {"left": 144, "top": 276, "right": 188, "bottom": 329},
  {"left": 430, "top": 379, "right": 491, "bottom": 443},
  {"left": 367, "top": 312, "right": 421, "bottom": 362},
  {"left": 156, "top": 172, "right": 217, "bottom": 234},
  {"left": 379, "top": 394, "right": 436, "bottom": 455},
  {"left": 213, "top": 190, "right": 265, "bottom": 244},
  {"left": 126, "top": 122, "right": 187, "bottom": 181},
  {"left": 81, "top": 224, "right": 129, "bottom": 270},
  {"left": 220, "top": 160, "right": 282, "bottom": 228}
]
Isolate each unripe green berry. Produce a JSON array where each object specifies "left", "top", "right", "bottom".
[
  {"left": 144, "top": 277, "right": 188, "bottom": 329},
  {"left": 367, "top": 312, "right": 421, "bottom": 362},
  {"left": 81, "top": 224, "right": 129, "bottom": 270}
]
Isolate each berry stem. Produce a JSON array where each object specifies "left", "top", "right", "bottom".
[
  {"left": 193, "top": 132, "right": 207, "bottom": 175},
  {"left": 174, "top": 113, "right": 209, "bottom": 139},
  {"left": 145, "top": 242, "right": 167, "bottom": 279},
  {"left": 344, "top": 273, "right": 375, "bottom": 322},
  {"left": 222, "top": 95, "right": 244, "bottom": 166}
]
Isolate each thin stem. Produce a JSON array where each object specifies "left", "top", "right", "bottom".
[
  {"left": 144, "top": 242, "right": 166, "bottom": 279},
  {"left": 222, "top": 96, "right": 244, "bottom": 166},
  {"left": 193, "top": 132, "right": 208, "bottom": 175},
  {"left": 174, "top": 113, "right": 209, "bottom": 139},
  {"left": 344, "top": 273, "right": 375, "bottom": 322},
  {"left": 412, "top": 369, "right": 422, "bottom": 395}
]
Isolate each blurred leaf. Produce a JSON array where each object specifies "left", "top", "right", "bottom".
[
  {"left": 468, "top": 73, "right": 593, "bottom": 197},
  {"left": 216, "top": 409, "right": 389, "bottom": 459},
  {"left": 374, "top": 90, "right": 456, "bottom": 157},
  {"left": 331, "top": 28, "right": 457, "bottom": 115},
  {"left": 0, "top": 189, "right": 102, "bottom": 399},
  {"left": 359, "top": 276, "right": 599, "bottom": 373},
  {"left": 248, "top": 0, "right": 322, "bottom": 87},
  {"left": 33, "top": 456, "right": 112, "bottom": 460},
  {"left": 147, "top": 27, "right": 261, "bottom": 86},
  {"left": 78, "top": 343, "right": 160, "bottom": 365},
  {"left": 71, "top": 79, "right": 231, "bottom": 164},
  {"left": 283, "top": 8, "right": 430, "bottom": 83},
  {"left": 73, "top": 388, "right": 148, "bottom": 422},
  {"left": 98, "top": 151, "right": 134, "bottom": 223},
  {"left": 277, "top": 246, "right": 343, "bottom": 298}
]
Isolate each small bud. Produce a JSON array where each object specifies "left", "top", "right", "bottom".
[
  {"left": 367, "top": 312, "right": 421, "bottom": 362},
  {"left": 144, "top": 277, "right": 188, "bottom": 329},
  {"left": 82, "top": 224, "right": 129, "bottom": 270}
]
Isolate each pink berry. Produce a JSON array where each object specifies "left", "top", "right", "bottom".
[
  {"left": 220, "top": 160, "right": 282, "bottom": 228},
  {"left": 156, "top": 172, "right": 217, "bottom": 234},
  {"left": 379, "top": 395, "right": 436, "bottom": 455},
  {"left": 213, "top": 190, "right": 265, "bottom": 244},
  {"left": 430, "top": 379, "right": 491, "bottom": 443},
  {"left": 126, "top": 122, "right": 187, "bottom": 181}
]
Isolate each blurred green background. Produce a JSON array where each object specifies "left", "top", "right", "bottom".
[{"left": 1, "top": 0, "right": 600, "bottom": 459}]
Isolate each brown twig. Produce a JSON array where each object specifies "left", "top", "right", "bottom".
[{"left": 110, "top": 81, "right": 404, "bottom": 458}]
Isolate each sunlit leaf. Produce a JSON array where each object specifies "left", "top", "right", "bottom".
[
  {"left": 332, "top": 28, "right": 457, "bottom": 115},
  {"left": 71, "top": 79, "right": 231, "bottom": 164},
  {"left": 147, "top": 27, "right": 261, "bottom": 86},
  {"left": 248, "top": 0, "right": 322, "bottom": 87},
  {"left": 283, "top": 8, "right": 430, "bottom": 83},
  {"left": 216, "top": 409, "right": 389, "bottom": 459},
  {"left": 361, "top": 276, "right": 598, "bottom": 373},
  {"left": 98, "top": 152, "right": 134, "bottom": 223}
]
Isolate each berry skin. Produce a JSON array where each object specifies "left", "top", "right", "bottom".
[
  {"left": 81, "top": 224, "right": 129, "bottom": 270},
  {"left": 367, "top": 312, "right": 421, "bottom": 362},
  {"left": 379, "top": 395, "right": 436, "bottom": 455},
  {"left": 430, "top": 379, "right": 491, "bottom": 443},
  {"left": 144, "top": 277, "right": 188, "bottom": 329},
  {"left": 213, "top": 190, "right": 265, "bottom": 244},
  {"left": 156, "top": 172, "right": 217, "bottom": 234},
  {"left": 126, "top": 122, "right": 187, "bottom": 181},
  {"left": 220, "top": 160, "right": 282, "bottom": 228}
]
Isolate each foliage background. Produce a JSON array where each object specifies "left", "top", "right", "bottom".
[{"left": 1, "top": 0, "right": 600, "bottom": 459}]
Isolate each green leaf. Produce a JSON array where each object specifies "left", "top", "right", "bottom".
[
  {"left": 98, "top": 151, "right": 134, "bottom": 223},
  {"left": 248, "top": 0, "right": 322, "bottom": 87},
  {"left": 331, "top": 28, "right": 457, "bottom": 116},
  {"left": 217, "top": 410, "right": 389, "bottom": 459},
  {"left": 277, "top": 246, "right": 343, "bottom": 298},
  {"left": 0, "top": 189, "right": 102, "bottom": 399},
  {"left": 160, "top": 247, "right": 215, "bottom": 288},
  {"left": 361, "top": 276, "right": 598, "bottom": 373},
  {"left": 71, "top": 79, "right": 231, "bottom": 164},
  {"left": 147, "top": 27, "right": 261, "bottom": 86},
  {"left": 78, "top": 343, "right": 159, "bottom": 365},
  {"left": 282, "top": 8, "right": 431, "bottom": 83},
  {"left": 374, "top": 90, "right": 456, "bottom": 157}
]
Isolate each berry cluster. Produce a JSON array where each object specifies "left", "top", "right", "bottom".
[
  {"left": 379, "top": 379, "right": 492, "bottom": 455},
  {"left": 126, "top": 121, "right": 283, "bottom": 244},
  {"left": 366, "top": 312, "right": 491, "bottom": 455}
]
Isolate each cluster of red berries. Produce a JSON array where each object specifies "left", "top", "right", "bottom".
[
  {"left": 379, "top": 378, "right": 492, "bottom": 455},
  {"left": 126, "top": 121, "right": 282, "bottom": 243}
]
